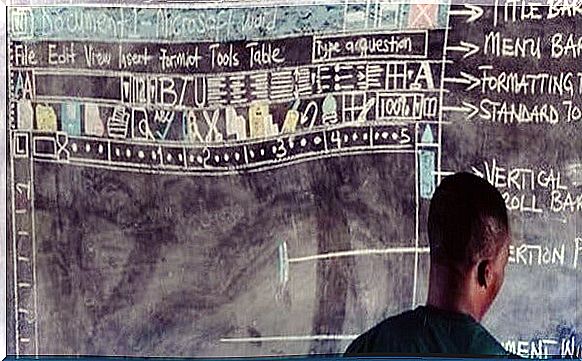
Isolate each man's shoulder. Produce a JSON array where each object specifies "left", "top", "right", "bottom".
[
  {"left": 344, "top": 309, "right": 421, "bottom": 356},
  {"left": 344, "top": 306, "right": 510, "bottom": 356},
  {"left": 362, "top": 308, "right": 422, "bottom": 336},
  {"left": 468, "top": 322, "right": 509, "bottom": 355}
]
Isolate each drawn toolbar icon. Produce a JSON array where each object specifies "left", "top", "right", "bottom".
[{"left": 10, "top": 8, "right": 34, "bottom": 38}]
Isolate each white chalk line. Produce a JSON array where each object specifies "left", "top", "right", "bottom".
[
  {"left": 220, "top": 334, "right": 359, "bottom": 343},
  {"left": 19, "top": 58, "right": 452, "bottom": 79},
  {"left": 433, "top": 170, "right": 454, "bottom": 176},
  {"left": 438, "top": 0, "right": 452, "bottom": 187},
  {"left": 412, "top": 122, "right": 420, "bottom": 308},
  {"left": 10, "top": 130, "right": 20, "bottom": 356},
  {"left": 288, "top": 246, "right": 430, "bottom": 263},
  {"left": 9, "top": 26, "right": 445, "bottom": 46},
  {"left": 29, "top": 139, "right": 40, "bottom": 354}
]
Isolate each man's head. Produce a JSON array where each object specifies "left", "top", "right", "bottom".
[{"left": 427, "top": 172, "right": 510, "bottom": 321}]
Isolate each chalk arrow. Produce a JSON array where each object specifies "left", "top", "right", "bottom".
[
  {"left": 446, "top": 41, "right": 480, "bottom": 59},
  {"left": 470, "top": 166, "right": 484, "bottom": 178},
  {"left": 449, "top": 4, "right": 484, "bottom": 23},
  {"left": 444, "top": 71, "right": 480, "bottom": 91},
  {"left": 335, "top": 73, "right": 353, "bottom": 82},
  {"left": 441, "top": 101, "right": 479, "bottom": 120}
]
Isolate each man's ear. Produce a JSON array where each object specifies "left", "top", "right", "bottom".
[{"left": 477, "top": 260, "right": 490, "bottom": 288}]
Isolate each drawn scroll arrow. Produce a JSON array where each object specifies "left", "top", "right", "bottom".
[
  {"left": 446, "top": 41, "right": 480, "bottom": 59},
  {"left": 449, "top": 4, "right": 484, "bottom": 23},
  {"left": 444, "top": 71, "right": 480, "bottom": 91}
]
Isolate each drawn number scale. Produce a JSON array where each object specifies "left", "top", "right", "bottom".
[{"left": 10, "top": 131, "right": 39, "bottom": 356}]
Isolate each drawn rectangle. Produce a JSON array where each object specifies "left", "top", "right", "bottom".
[{"left": 32, "top": 136, "right": 57, "bottom": 159}]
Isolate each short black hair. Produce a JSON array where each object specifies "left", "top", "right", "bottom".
[{"left": 428, "top": 172, "right": 509, "bottom": 267}]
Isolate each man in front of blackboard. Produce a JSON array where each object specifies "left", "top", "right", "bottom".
[{"left": 345, "top": 172, "right": 511, "bottom": 356}]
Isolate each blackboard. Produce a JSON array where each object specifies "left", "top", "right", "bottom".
[{"left": 5, "top": 1, "right": 581, "bottom": 358}]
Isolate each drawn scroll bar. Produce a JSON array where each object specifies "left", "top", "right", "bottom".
[{"left": 10, "top": 131, "right": 38, "bottom": 356}]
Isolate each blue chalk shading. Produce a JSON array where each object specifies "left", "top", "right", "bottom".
[
  {"left": 419, "top": 150, "right": 436, "bottom": 199},
  {"left": 398, "top": 4, "right": 411, "bottom": 30},
  {"left": 8, "top": 3, "right": 425, "bottom": 42},
  {"left": 421, "top": 124, "right": 434, "bottom": 144},
  {"left": 420, "top": 124, "right": 434, "bottom": 143},
  {"left": 438, "top": 4, "right": 450, "bottom": 27},
  {"left": 277, "top": 240, "right": 289, "bottom": 285},
  {"left": 61, "top": 101, "right": 81, "bottom": 136}
]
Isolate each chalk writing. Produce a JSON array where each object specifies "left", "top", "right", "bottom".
[
  {"left": 508, "top": 243, "right": 567, "bottom": 267},
  {"left": 503, "top": 336, "right": 582, "bottom": 359},
  {"left": 573, "top": 238, "right": 582, "bottom": 269},
  {"left": 472, "top": 159, "right": 582, "bottom": 214}
]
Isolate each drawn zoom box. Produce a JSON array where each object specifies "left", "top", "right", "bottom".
[
  {"left": 375, "top": 93, "right": 426, "bottom": 121},
  {"left": 312, "top": 30, "right": 428, "bottom": 63}
]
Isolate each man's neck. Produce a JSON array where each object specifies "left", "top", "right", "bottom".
[{"left": 426, "top": 262, "right": 484, "bottom": 322}]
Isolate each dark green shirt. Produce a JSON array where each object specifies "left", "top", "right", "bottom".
[{"left": 344, "top": 305, "right": 509, "bottom": 356}]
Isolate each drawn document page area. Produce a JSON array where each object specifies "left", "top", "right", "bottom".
[{"left": 5, "top": 2, "right": 581, "bottom": 358}]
